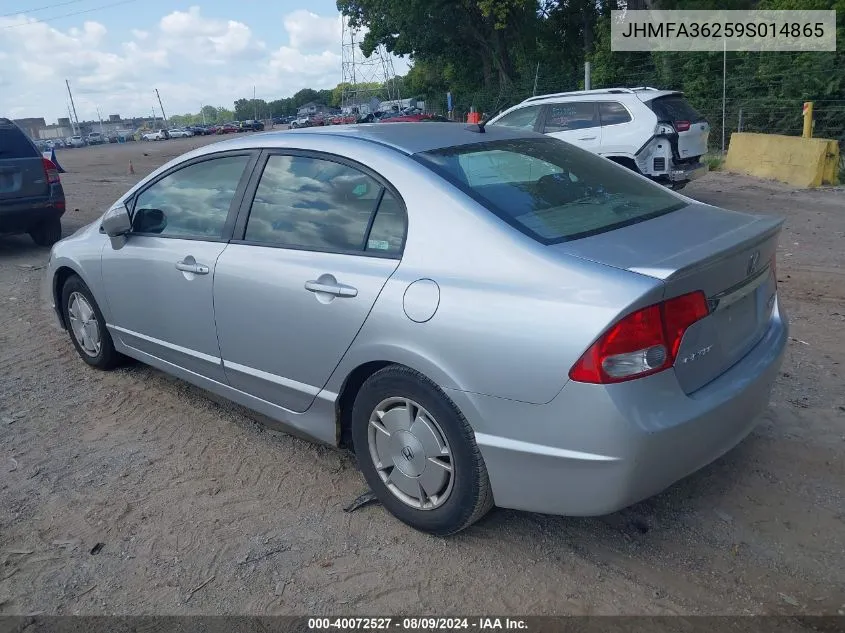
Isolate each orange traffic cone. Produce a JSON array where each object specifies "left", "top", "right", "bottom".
[{"left": 127, "top": 160, "right": 135, "bottom": 175}]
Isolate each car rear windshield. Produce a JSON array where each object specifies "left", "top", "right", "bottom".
[
  {"left": 415, "top": 137, "right": 685, "bottom": 244},
  {"left": 648, "top": 95, "right": 705, "bottom": 123},
  {"left": 0, "top": 125, "right": 39, "bottom": 159}
]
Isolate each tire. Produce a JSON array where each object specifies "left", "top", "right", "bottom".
[
  {"left": 351, "top": 365, "right": 494, "bottom": 535},
  {"left": 60, "top": 275, "right": 122, "bottom": 370},
  {"left": 29, "top": 216, "right": 62, "bottom": 246}
]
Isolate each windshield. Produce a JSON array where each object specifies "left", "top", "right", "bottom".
[
  {"left": 416, "top": 137, "right": 685, "bottom": 244},
  {"left": 648, "top": 95, "right": 705, "bottom": 123}
]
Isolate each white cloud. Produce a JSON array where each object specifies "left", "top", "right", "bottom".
[
  {"left": 284, "top": 10, "right": 341, "bottom": 53},
  {"left": 0, "top": 7, "right": 409, "bottom": 124}
]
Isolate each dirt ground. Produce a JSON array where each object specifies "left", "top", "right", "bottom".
[{"left": 1, "top": 136, "right": 843, "bottom": 616}]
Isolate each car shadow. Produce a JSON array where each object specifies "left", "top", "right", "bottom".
[{"left": 0, "top": 233, "right": 52, "bottom": 257}]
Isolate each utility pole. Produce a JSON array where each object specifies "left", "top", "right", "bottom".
[
  {"left": 96, "top": 107, "right": 104, "bottom": 134},
  {"left": 155, "top": 89, "right": 168, "bottom": 127},
  {"left": 533, "top": 62, "right": 540, "bottom": 96},
  {"left": 65, "top": 79, "right": 80, "bottom": 131},
  {"left": 721, "top": 39, "right": 727, "bottom": 154},
  {"left": 253, "top": 86, "right": 257, "bottom": 121},
  {"left": 584, "top": 62, "right": 591, "bottom": 91},
  {"left": 66, "top": 104, "right": 76, "bottom": 135},
  {"left": 201, "top": 104, "right": 206, "bottom": 125}
]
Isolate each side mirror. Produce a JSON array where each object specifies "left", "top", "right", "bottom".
[{"left": 101, "top": 202, "right": 132, "bottom": 237}]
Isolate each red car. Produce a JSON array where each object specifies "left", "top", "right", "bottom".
[
  {"left": 379, "top": 113, "right": 432, "bottom": 123},
  {"left": 216, "top": 123, "right": 240, "bottom": 134}
]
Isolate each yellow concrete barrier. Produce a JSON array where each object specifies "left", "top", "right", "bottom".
[{"left": 724, "top": 132, "right": 840, "bottom": 188}]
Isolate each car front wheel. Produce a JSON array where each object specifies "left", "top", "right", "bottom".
[
  {"left": 61, "top": 275, "right": 122, "bottom": 370},
  {"left": 351, "top": 365, "right": 494, "bottom": 535}
]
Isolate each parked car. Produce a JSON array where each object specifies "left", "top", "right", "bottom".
[
  {"left": 168, "top": 128, "right": 194, "bottom": 139},
  {"left": 216, "top": 123, "right": 240, "bottom": 134},
  {"left": 141, "top": 129, "right": 170, "bottom": 141},
  {"left": 0, "top": 118, "right": 65, "bottom": 245},
  {"left": 47, "top": 123, "right": 786, "bottom": 535},
  {"left": 186, "top": 125, "right": 209, "bottom": 136},
  {"left": 67, "top": 135, "right": 86, "bottom": 148},
  {"left": 488, "top": 87, "right": 710, "bottom": 189},
  {"left": 87, "top": 132, "right": 106, "bottom": 145},
  {"left": 239, "top": 120, "right": 265, "bottom": 132}
]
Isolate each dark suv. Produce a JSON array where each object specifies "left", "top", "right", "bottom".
[{"left": 0, "top": 118, "right": 65, "bottom": 246}]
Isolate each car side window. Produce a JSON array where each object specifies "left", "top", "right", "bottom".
[
  {"left": 599, "top": 102, "right": 632, "bottom": 126},
  {"left": 493, "top": 105, "right": 542, "bottom": 130},
  {"left": 132, "top": 155, "right": 249, "bottom": 239},
  {"left": 244, "top": 154, "right": 389, "bottom": 253},
  {"left": 543, "top": 102, "right": 598, "bottom": 133},
  {"left": 365, "top": 190, "right": 406, "bottom": 255}
]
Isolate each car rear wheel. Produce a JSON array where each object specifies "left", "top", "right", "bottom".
[
  {"left": 29, "top": 217, "right": 62, "bottom": 247},
  {"left": 351, "top": 365, "right": 494, "bottom": 535},
  {"left": 61, "top": 275, "right": 121, "bottom": 370}
]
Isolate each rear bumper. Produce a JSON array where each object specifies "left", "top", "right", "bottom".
[
  {"left": 451, "top": 299, "right": 788, "bottom": 516},
  {"left": 667, "top": 161, "right": 708, "bottom": 183},
  {"left": 0, "top": 197, "right": 65, "bottom": 233}
]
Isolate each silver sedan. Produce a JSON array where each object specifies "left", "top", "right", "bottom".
[{"left": 46, "top": 123, "right": 788, "bottom": 535}]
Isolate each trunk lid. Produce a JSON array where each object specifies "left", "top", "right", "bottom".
[
  {"left": 553, "top": 203, "right": 781, "bottom": 393},
  {"left": 676, "top": 120, "right": 710, "bottom": 160},
  {"left": 647, "top": 94, "right": 709, "bottom": 159},
  {"left": 0, "top": 157, "right": 49, "bottom": 201}
]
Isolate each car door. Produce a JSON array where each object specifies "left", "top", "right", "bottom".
[
  {"left": 213, "top": 151, "right": 407, "bottom": 413},
  {"left": 100, "top": 151, "right": 256, "bottom": 382},
  {"left": 596, "top": 100, "right": 638, "bottom": 156},
  {"left": 540, "top": 101, "right": 602, "bottom": 151}
]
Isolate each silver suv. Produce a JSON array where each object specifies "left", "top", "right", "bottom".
[{"left": 488, "top": 87, "right": 710, "bottom": 188}]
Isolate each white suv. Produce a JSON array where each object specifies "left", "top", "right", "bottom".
[{"left": 488, "top": 87, "right": 710, "bottom": 188}]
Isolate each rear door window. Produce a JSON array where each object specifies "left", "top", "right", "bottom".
[
  {"left": 648, "top": 95, "right": 705, "bottom": 123},
  {"left": 0, "top": 125, "right": 39, "bottom": 159},
  {"left": 243, "top": 154, "right": 406, "bottom": 256},
  {"left": 542, "top": 102, "right": 599, "bottom": 133},
  {"left": 417, "top": 137, "right": 684, "bottom": 244}
]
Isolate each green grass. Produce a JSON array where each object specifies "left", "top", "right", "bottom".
[{"left": 704, "top": 154, "right": 724, "bottom": 171}]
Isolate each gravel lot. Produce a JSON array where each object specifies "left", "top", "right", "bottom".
[{"left": 1, "top": 136, "right": 843, "bottom": 616}]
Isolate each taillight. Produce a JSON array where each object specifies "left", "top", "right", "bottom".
[
  {"left": 569, "top": 291, "right": 709, "bottom": 385},
  {"left": 42, "top": 158, "right": 60, "bottom": 185},
  {"left": 674, "top": 120, "right": 691, "bottom": 132}
]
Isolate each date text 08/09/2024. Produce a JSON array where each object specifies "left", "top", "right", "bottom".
[{"left": 307, "top": 618, "right": 528, "bottom": 631}]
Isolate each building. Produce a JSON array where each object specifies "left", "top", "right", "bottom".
[
  {"left": 296, "top": 102, "right": 332, "bottom": 117},
  {"left": 341, "top": 97, "right": 381, "bottom": 116},
  {"left": 12, "top": 117, "right": 46, "bottom": 139},
  {"left": 38, "top": 124, "right": 74, "bottom": 140}
]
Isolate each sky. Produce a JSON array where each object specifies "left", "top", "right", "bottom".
[{"left": 0, "top": 0, "right": 411, "bottom": 123}]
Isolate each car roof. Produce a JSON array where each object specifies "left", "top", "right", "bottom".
[
  {"left": 233, "top": 122, "right": 543, "bottom": 155},
  {"left": 517, "top": 87, "right": 680, "bottom": 107}
]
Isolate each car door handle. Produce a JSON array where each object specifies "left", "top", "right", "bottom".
[
  {"left": 304, "top": 280, "right": 358, "bottom": 298},
  {"left": 175, "top": 260, "right": 209, "bottom": 275},
  {"left": 577, "top": 135, "right": 597, "bottom": 140}
]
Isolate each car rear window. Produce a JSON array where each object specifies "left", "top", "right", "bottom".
[
  {"left": 648, "top": 95, "right": 705, "bottom": 123},
  {"left": 415, "top": 137, "right": 684, "bottom": 244},
  {"left": 0, "top": 125, "right": 39, "bottom": 159}
]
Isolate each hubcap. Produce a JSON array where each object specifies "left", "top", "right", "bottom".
[
  {"left": 367, "top": 397, "right": 454, "bottom": 510},
  {"left": 68, "top": 292, "right": 101, "bottom": 357}
]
